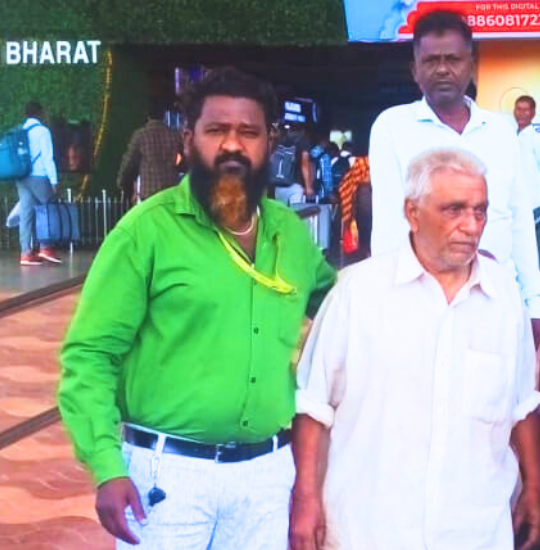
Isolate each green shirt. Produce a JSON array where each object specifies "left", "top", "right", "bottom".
[{"left": 58, "top": 177, "right": 335, "bottom": 485}]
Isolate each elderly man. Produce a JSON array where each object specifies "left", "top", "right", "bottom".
[
  {"left": 291, "top": 148, "right": 540, "bottom": 550},
  {"left": 58, "top": 67, "right": 335, "bottom": 550},
  {"left": 369, "top": 10, "right": 540, "bottom": 348}
]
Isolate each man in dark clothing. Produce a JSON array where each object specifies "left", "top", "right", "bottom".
[
  {"left": 117, "top": 100, "right": 180, "bottom": 203},
  {"left": 273, "top": 125, "right": 313, "bottom": 205}
]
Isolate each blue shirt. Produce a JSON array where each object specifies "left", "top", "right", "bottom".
[{"left": 23, "top": 117, "right": 58, "bottom": 185}]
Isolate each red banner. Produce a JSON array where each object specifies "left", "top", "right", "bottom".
[{"left": 398, "top": 1, "right": 540, "bottom": 38}]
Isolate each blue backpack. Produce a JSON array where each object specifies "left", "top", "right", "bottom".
[{"left": 0, "top": 123, "right": 41, "bottom": 181}]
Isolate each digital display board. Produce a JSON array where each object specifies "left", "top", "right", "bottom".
[
  {"left": 344, "top": 1, "right": 540, "bottom": 42},
  {"left": 281, "top": 98, "right": 319, "bottom": 124}
]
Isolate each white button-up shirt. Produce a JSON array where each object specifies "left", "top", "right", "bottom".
[
  {"left": 23, "top": 117, "right": 58, "bottom": 185},
  {"left": 369, "top": 97, "right": 540, "bottom": 316},
  {"left": 297, "top": 241, "right": 540, "bottom": 550},
  {"left": 518, "top": 124, "right": 540, "bottom": 210}
]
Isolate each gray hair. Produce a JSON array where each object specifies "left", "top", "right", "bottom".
[{"left": 405, "top": 148, "right": 487, "bottom": 202}]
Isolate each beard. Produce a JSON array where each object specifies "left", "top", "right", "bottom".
[{"left": 189, "top": 146, "right": 269, "bottom": 229}]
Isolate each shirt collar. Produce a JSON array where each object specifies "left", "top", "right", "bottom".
[
  {"left": 172, "top": 174, "right": 282, "bottom": 239},
  {"left": 395, "top": 236, "right": 496, "bottom": 299},
  {"left": 394, "top": 237, "right": 425, "bottom": 285},
  {"left": 416, "top": 96, "right": 487, "bottom": 131},
  {"left": 468, "top": 255, "right": 497, "bottom": 298}
]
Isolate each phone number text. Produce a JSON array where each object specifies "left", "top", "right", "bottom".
[{"left": 468, "top": 13, "right": 540, "bottom": 27}]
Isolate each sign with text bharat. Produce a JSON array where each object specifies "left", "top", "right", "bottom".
[
  {"left": 2, "top": 40, "right": 101, "bottom": 65},
  {"left": 344, "top": 1, "right": 540, "bottom": 41}
]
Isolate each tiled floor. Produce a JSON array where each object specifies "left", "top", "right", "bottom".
[
  {"left": 0, "top": 273, "right": 314, "bottom": 549},
  {"left": 0, "top": 250, "right": 95, "bottom": 301},
  {"left": 0, "top": 294, "right": 78, "bottom": 432},
  {"left": 0, "top": 424, "right": 113, "bottom": 550},
  {"left": 0, "top": 292, "right": 114, "bottom": 549}
]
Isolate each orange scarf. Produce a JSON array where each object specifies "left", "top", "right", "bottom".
[{"left": 339, "top": 156, "right": 370, "bottom": 225}]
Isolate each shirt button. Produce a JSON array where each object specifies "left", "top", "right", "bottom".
[
  {"left": 250, "top": 377, "right": 257, "bottom": 383},
  {"left": 253, "top": 327, "right": 259, "bottom": 334},
  {"left": 242, "top": 420, "right": 249, "bottom": 427}
]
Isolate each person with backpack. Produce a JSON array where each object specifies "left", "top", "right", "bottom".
[
  {"left": 331, "top": 141, "right": 355, "bottom": 193},
  {"left": 270, "top": 124, "right": 313, "bottom": 205},
  {"left": 16, "top": 101, "right": 61, "bottom": 265},
  {"left": 310, "top": 132, "right": 333, "bottom": 202}
]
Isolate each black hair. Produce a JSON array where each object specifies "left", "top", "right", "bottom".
[
  {"left": 516, "top": 95, "right": 536, "bottom": 110},
  {"left": 25, "top": 101, "right": 43, "bottom": 118},
  {"left": 148, "top": 98, "right": 168, "bottom": 120},
  {"left": 312, "top": 124, "right": 330, "bottom": 144},
  {"left": 342, "top": 141, "right": 354, "bottom": 153},
  {"left": 413, "top": 10, "right": 473, "bottom": 52},
  {"left": 184, "top": 66, "right": 278, "bottom": 130},
  {"left": 327, "top": 142, "right": 340, "bottom": 157}
]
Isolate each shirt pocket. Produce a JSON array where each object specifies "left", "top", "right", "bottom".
[{"left": 462, "top": 350, "right": 511, "bottom": 423}]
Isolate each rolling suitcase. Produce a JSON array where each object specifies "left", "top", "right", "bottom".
[{"left": 34, "top": 200, "right": 81, "bottom": 244}]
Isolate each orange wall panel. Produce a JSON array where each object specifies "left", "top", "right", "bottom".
[{"left": 477, "top": 40, "right": 540, "bottom": 122}]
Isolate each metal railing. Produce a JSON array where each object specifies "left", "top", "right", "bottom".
[
  {"left": 0, "top": 190, "right": 130, "bottom": 251},
  {"left": 0, "top": 191, "right": 327, "bottom": 251}
]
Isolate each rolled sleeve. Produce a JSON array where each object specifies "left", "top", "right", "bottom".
[
  {"left": 513, "top": 391, "right": 540, "bottom": 424},
  {"left": 296, "top": 390, "right": 335, "bottom": 428}
]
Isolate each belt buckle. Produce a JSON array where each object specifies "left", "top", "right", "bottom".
[{"left": 215, "top": 442, "right": 237, "bottom": 463}]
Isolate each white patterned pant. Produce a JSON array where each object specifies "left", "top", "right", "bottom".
[{"left": 117, "top": 441, "right": 295, "bottom": 550}]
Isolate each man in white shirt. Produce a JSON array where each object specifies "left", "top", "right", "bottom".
[
  {"left": 514, "top": 95, "right": 540, "bottom": 212},
  {"left": 369, "top": 10, "right": 540, "bottom": 347},
  {"left": 290, "top": 148, "right": 540, "bottom": 550},
  {"left": 17, "top": 101, "right": 62, "bottom": 266}
]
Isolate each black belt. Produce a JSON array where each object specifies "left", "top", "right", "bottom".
[{"left": 123, "top": 425, "right": 291, "bottom": 463}]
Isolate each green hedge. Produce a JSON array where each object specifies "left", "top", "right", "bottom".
[
  {"left": 1, "top": 0, "right": 347, "bottom": 46},
  {"left": 0, "top": 46, "right": 149, "bottom": 196},
  {"left": 88, "top": 49, "right": 149, "bottom": 196},
  {"left": 0, "top": 43, "right": 106, "bottom": 195}
]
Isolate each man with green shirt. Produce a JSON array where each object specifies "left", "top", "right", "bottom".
[{"left": 58, "top": 67, "right": 335, "bottom": 550}]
